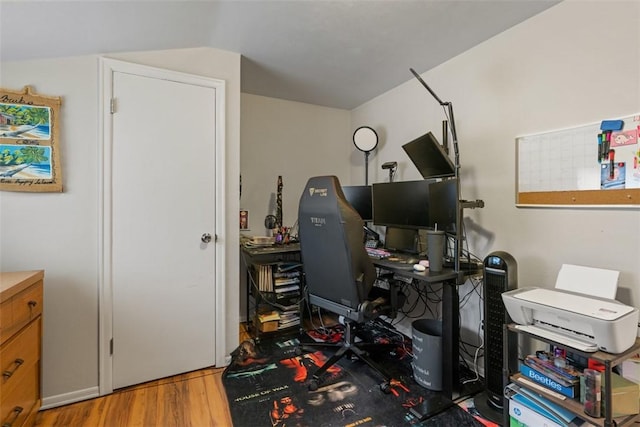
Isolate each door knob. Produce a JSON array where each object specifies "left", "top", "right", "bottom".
[{"left": 201, "top": 233, "right": 212, "bottom": 243}]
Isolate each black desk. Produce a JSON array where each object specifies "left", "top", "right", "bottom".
[
  {"left": 372, "top": 257, "right": 463, "bottom": 400},
  {"left": 242, "top": 242, "right": 300, "bottom": 258},
  {"left": 241, "top": 243, "right": 468, "bottom": 399}
]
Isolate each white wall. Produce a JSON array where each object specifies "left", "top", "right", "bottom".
[
  {"left": 352, "top": 0, "right": 640, "bottom": 356},
  {"left": 0, "top": 47, "right": 241, "bottom": 405},
  {"left": 240, "top": 93, "right": 352, "bottom": 236},
  {"left": 239, "top": 94, "right": 352, "bottom": 321}
]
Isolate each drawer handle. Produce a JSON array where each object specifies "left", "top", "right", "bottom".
[
  {"left": 28, "top": 300, "right": 37, "bottom": 317},
  {"left": 2, "top": 406, "right": 23, "bottom": 427},
  {"left": 2, "top": 359, "right": 24, "bottom": 379}
]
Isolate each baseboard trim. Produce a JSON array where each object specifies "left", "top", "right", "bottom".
[{"left": 41, "top": 386, "right": 100, "bottom": 410}]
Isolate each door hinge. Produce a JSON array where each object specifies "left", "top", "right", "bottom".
[
  {"left": 110, "top": 338, "right": 113, "bottom": 355},
  {"left": 110, "top": 98, "right": 117, "bottom": 114},
  {"left": 215, "top": 234, "right": 218, "bottom": 242}
]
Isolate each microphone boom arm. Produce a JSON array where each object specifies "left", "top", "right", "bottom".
[{"left": 409, "top": 67, "right": 459, "bottom": 171}]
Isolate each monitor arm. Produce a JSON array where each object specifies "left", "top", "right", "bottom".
[
  {"left": 364, "top": 225, "right": 380, "bottom": 242},
  {"left": 410, "top": 68, "right": 460, "bottom": 172}
]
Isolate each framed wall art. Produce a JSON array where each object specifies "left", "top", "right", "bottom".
[{"left": 0, "top": 86, "right": 62, "bottom": 192}]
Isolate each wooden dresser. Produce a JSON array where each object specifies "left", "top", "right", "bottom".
[{"left": 0, "top": 271, "right": 43, "bottom": 427}]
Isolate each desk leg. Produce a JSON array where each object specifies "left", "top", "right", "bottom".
[
  {"left": 246, "top": 268, "right": 251, "bottom": 331},
  {"left": 441, "top": 281, "right": 459, "bottom": 399}
]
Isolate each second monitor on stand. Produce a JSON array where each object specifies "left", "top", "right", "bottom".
[
  {"left": 371, "top": 180, "right": 431, "bottom": 230},
  {"left": 384, "top": 227, "right": 419, "bottom": 255},
  {"left": 341, "top": 185, "right": 373, "bottom": 221},
  {"left": 342, "top": 185, "right": 379, "bottom": 245}
]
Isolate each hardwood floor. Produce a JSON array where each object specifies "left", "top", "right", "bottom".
[
  {"left": 35, "top": 325, "right": 252, "bottom": 427},
  {"left": 35, "top": 368, "right": 232, "bottom": 427}
]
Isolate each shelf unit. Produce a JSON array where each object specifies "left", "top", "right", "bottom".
[
  {"left": 250, "top": 261, "right": 304, "bottom": 335},
  {"left": 503, "top": 323, "right": 640, "bottom": 427},
  {"left": 241, "top": 243, "right": 303, "bottom": 339}
]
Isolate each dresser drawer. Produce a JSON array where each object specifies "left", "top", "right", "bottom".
[
  {"left": 0, "top": 361, "right": 38, "bottom": 427},
  {"left": 0, "top": 282, "right": 42, "bottom": 345},
  {"left": 1, "top": 319, "right": 40, "bottom": 390},
  {"left": 0, "top": 271, "right": 43, "bottom": 427},
  {"left": 0, "top": 299, "right": 11, "bottom": 340},
  {"left": 12, "top": 283, "right": 42, "bottom": 328}
]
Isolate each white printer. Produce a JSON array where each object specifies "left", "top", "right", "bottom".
[{"left": 503, "top": 287, "right": 638, "bottom": 354}]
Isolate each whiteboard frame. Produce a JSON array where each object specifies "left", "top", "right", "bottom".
[{"left": 516, "top": 114, "right": 640, "bottom": 208}]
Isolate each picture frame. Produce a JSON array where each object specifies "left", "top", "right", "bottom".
[
  {"left": 240, "top": 209, "right": 249, "bottom": 230},
  {"left": 0, "top": 86, "right": 63, "bottom": 192}
]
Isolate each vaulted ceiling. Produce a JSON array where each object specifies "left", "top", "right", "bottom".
[{"left": 0, "top": 1, "right": 560, "bottom": 109}]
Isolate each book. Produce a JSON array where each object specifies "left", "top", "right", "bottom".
[
  {"left": 257, "top": 264, "right": 273, "bottom": 292},
  {"left": 279, "top": 313, "right": 300, "bottom": 322},
  {"left": 506, "top": 383, "right": 584, "bottom": 425},
  {"left": 506, "top": 383, "right": 593, "bottom": 427},
  {"left": 509, "top": 397, "right": 563, "bottom": 427},
  {"left": 519, "top": 364, "right": 579, "bottom": 398},
  {"left": 275, "top": 262, "right": 302, "bottom": 273},
  {"left": 278, "top": 320, "right": 300, "bottom": 330},
  {"left": 262, "top": 293, "right": 299, "bottom": 309},
  {"left": 274, "top": 277, "right": 300, "bottom": 287},
  {"left": 524, "top": 356, "right": 579, "bottom": 387},
  {"left": 274, "top": 284, "right": 300, "bottom": 294},
  {"left": 529, "top": 353, "right": 581, "bottom": 380},
  {"left": 279, "top": 315, "right": 300, "bottom": 323},
  {"left": 273, "top": 271, "right": 301, "bottom": 279}
]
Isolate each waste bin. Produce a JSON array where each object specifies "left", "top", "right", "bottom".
[{"left": 412, "top": 319, "right": 442, "bottom": 391}]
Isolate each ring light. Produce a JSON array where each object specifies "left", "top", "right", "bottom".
[{"left": 353, "top": 126, "right": 378, "bottom": 185}]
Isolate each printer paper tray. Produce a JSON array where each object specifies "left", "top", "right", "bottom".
[{"left": 513, "top": 324, "right": 598, "bottom": 352}]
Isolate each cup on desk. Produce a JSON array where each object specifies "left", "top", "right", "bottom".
[{"left": 426, "top": 230, "right": 445, "bottom": 272}]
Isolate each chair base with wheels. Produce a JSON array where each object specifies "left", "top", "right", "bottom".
[
  {"left": 297, "top": 317, "right": 398, "bottom": 392},
  {"left": 296, "top": 287, "right": 405, "bottom": 392}
]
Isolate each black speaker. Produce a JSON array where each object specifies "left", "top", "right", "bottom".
[{"left": 483, "top": 251, "right": 517, "bottom": 409}]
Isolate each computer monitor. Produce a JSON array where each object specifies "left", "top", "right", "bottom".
[
  {"left": 372, "top": 180, "right": 430, "bottom": 229},
  {"left": 342, "top": 185, "right": 372, "bottom": 221},
  {"left": 402, "top": 131, "right": 455, "bottom": 179},
  {"left": 384, "top": 227, "right": 419, "bottom": 254},
  {"left": 428, "top": 178, "right": 458, "bottom": 234}
]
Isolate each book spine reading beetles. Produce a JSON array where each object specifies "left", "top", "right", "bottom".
[{"left": 583, "top": 369, "right": 601, "bottom": 418}]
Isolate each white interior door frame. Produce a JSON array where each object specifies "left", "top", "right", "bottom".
[{"left": 98, "top": 57, "right": 226, "bottom": 395}]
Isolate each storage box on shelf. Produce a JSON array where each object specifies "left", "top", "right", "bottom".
[
  {"left": 504, "top": 323, "right": 640, "bottom": 427},
  {"left": 1, "top": 270, "right": 44, "bottom": 427}
]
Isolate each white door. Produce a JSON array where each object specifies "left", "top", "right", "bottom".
[{"left": 109, "top": 67, "right": 217, "bottom": 389}]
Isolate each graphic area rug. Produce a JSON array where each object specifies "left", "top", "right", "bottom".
[{"left": 222, "top": 323, "right": 485, "bottom": 426}]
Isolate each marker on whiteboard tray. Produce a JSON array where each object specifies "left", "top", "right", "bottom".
[
  {"left": 609, "top": 149, "right": 615, "bottom": 179},
  {"left": 597, "top": 134, "right": 603, "bottom": 162}
]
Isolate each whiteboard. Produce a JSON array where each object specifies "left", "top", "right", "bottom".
[{"left": 516, "top": 114, "right": 640, "bottom": 206}]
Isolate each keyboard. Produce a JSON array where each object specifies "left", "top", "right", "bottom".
[
  {"left": 443, "top": 259, "right": 483, "bottom": 270},
  {"left": 513, "top": 324, "right": 598, "bottom": 352},
  {"left": 366, "top": 247, "right": 391, "bottom": 259}
]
